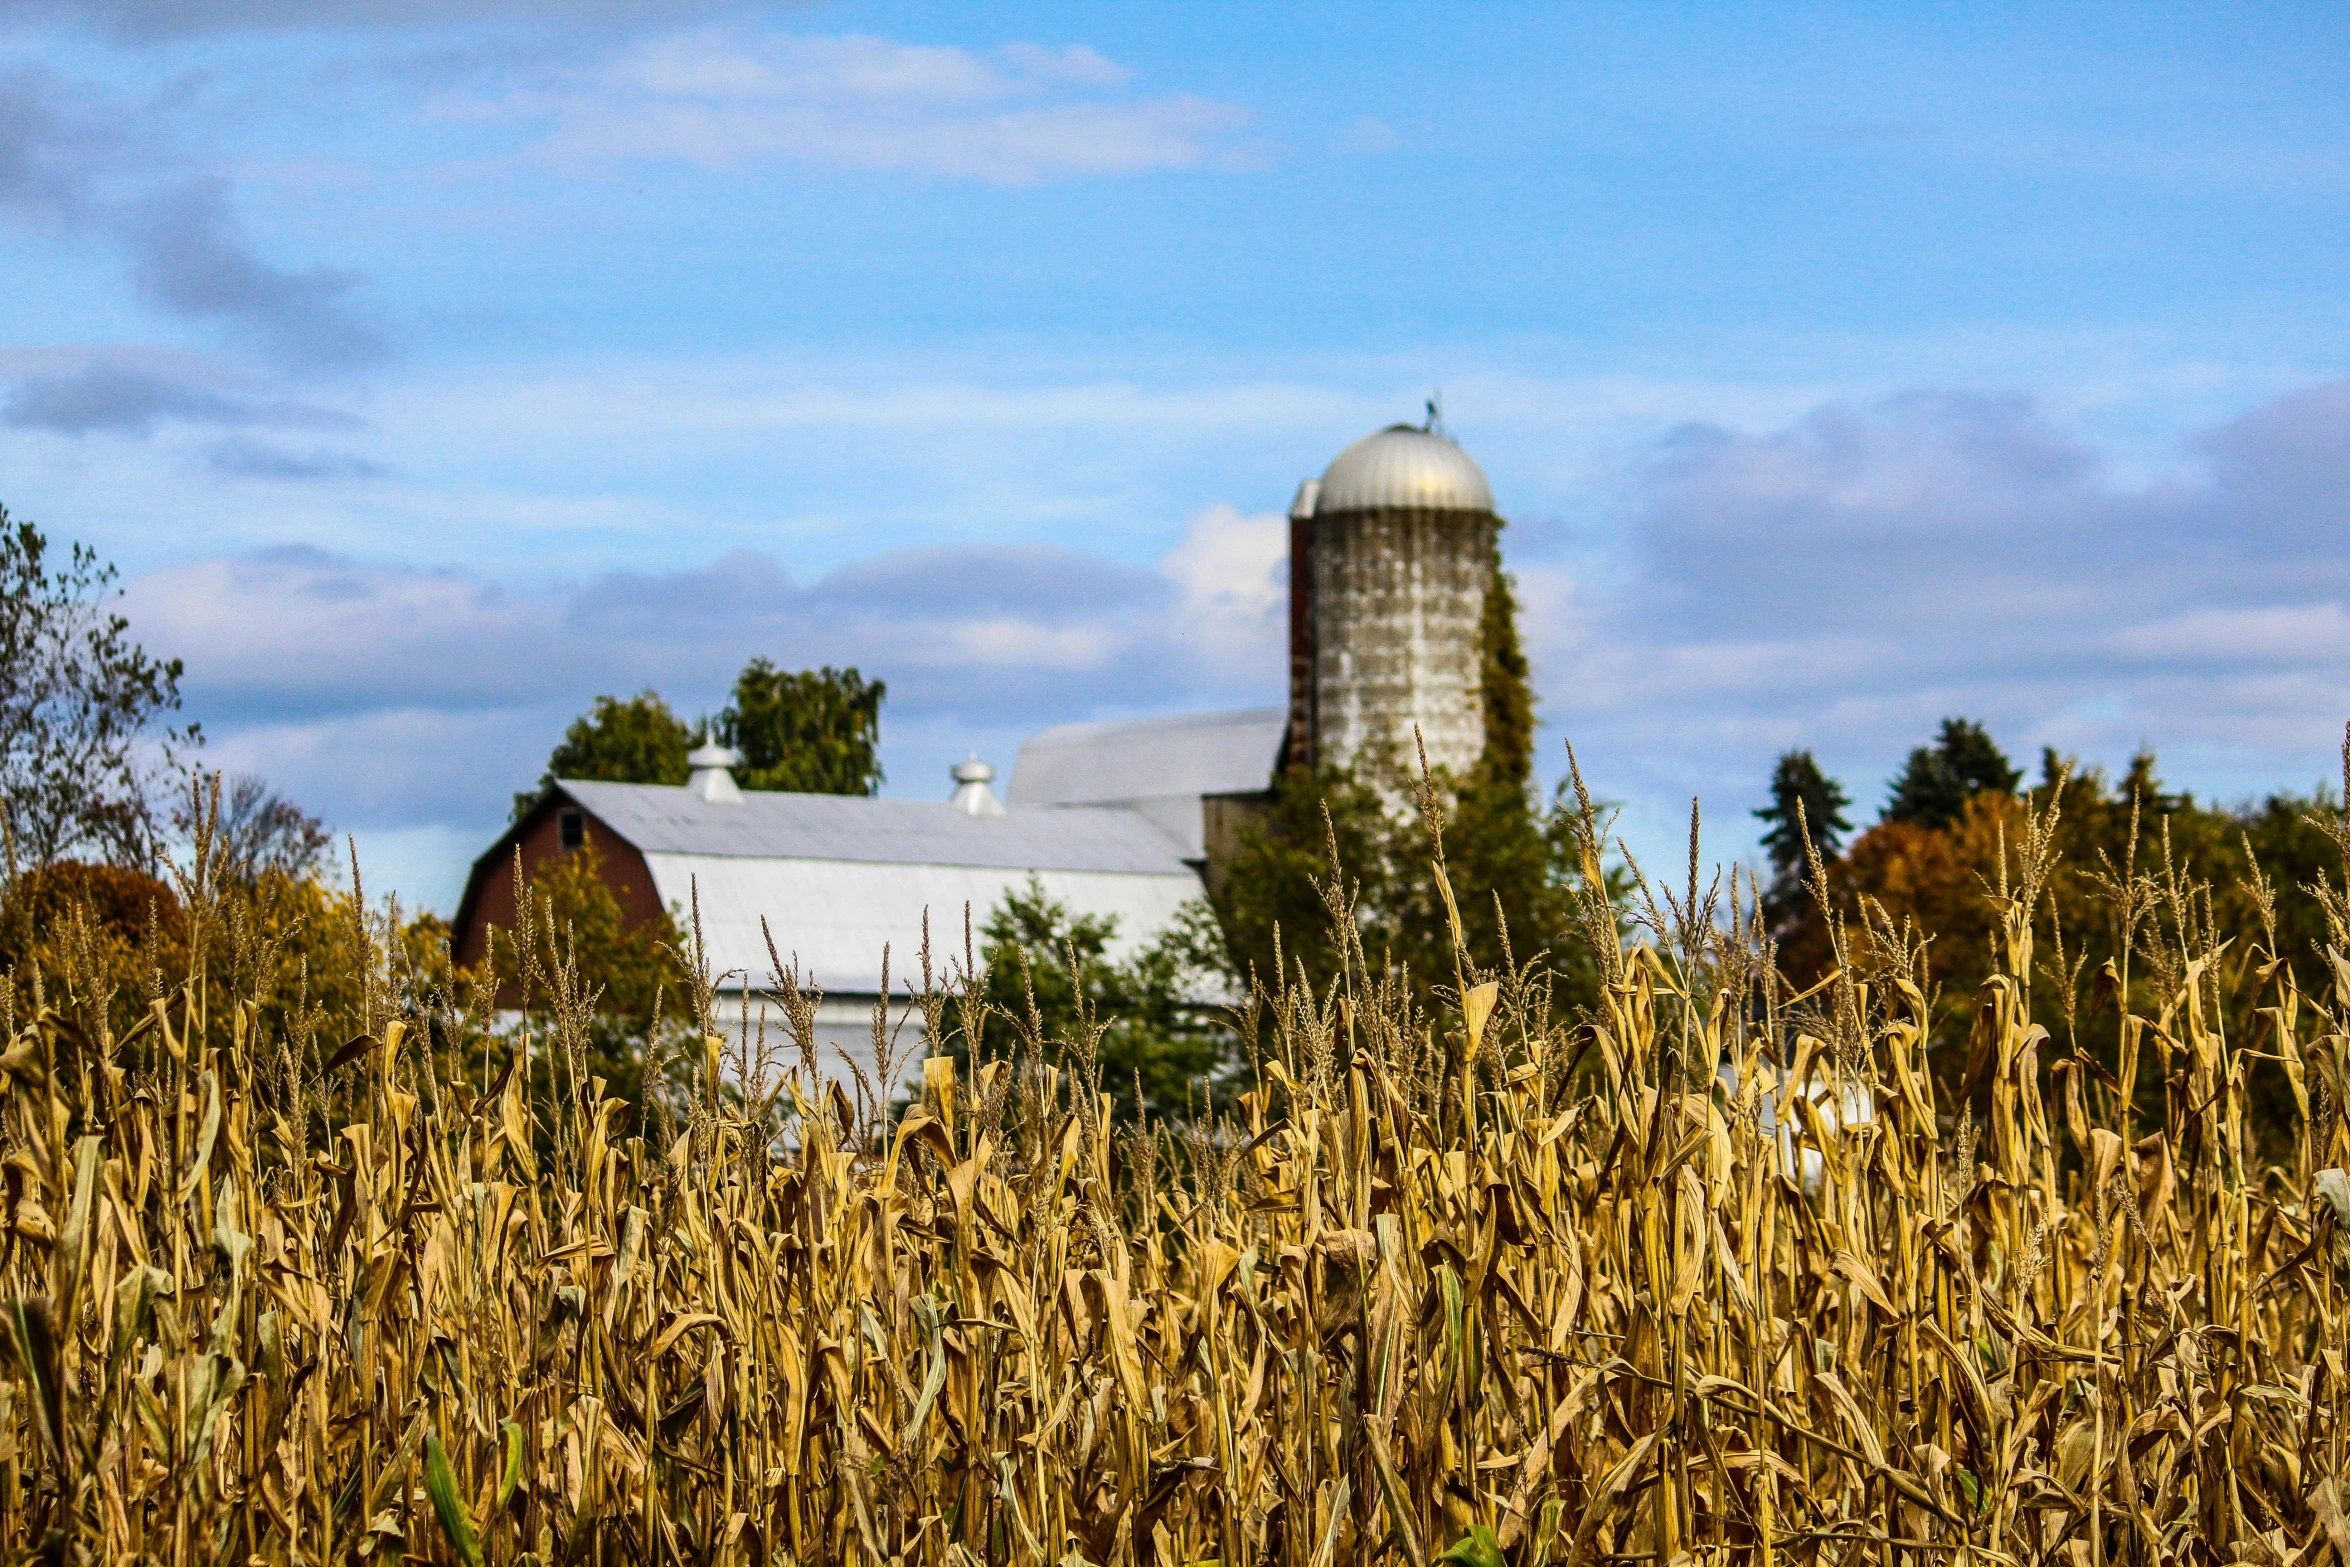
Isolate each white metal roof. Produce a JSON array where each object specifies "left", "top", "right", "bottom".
[
  {"left": 559, "top": 779, "right": 1190, "bottom": 874},
  {"left": 552, "top": 778, "right": 1204, "bottom": 998},
  {"left": 1006, "top": 708, "right": 1286, "bottom": 809},
  {"left": 1315, "top": 424, "right": 1495, "bottom": 514}
]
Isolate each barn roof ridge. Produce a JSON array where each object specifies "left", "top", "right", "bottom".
[{"left": 551, "top": 777, "right": 1196, "bottom": 874}]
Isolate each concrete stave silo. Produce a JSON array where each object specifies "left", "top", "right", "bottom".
[{"left": 1286, "top": 421, "right": 1501, "bottom": 781}]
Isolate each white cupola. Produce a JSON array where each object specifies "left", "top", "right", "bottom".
[
  {"left": 949, "top": 754, "right": 1005, "bottom": 816},
  {"left": 686, "top": 742, "right": 743, "bottom": 803}
]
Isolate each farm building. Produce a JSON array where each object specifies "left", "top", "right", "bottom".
[
  {"left": 450, "top": 749, "right": 1209, "bottom": 1057},
  {"left": 452, "top": 418, "right": 1504, "bottom": 1066}
]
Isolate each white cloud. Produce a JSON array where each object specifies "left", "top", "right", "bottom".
[
  {"left": 7, "top": 0, "right": 702, "bottom": 36},
  {"left": 2105, "top": 603, "right": 2350, "bottom": 664},
  {"left": 1524, "top": 379, "right": 2350, "bottom": 859},
  {"left": 938, "top": 618, "right": 1119, "bottom": 670},
  {"left": 446, "top": 29, "right": 1251, "bottom": 184},
  {"left": 126, "top": 501, "right": 1286, "bottom": 831},
  {"left": 608, "top": 34, "right": 1129, "bottom": 105},
  {"left": 1160, "top": 503, "right": 1285, "bottom": 619}
]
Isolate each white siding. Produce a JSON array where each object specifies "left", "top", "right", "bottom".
[{"left": 641, "top": 852, "right": 1202, "bottom": 999}]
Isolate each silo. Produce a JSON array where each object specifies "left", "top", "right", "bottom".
[{"left": 1286, "top": 422, "right": 1500, "bottom": 779}]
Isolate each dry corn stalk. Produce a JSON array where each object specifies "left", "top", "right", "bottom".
[{"left": 0, "top": 764, "right": 2339, "bottom": 1567}]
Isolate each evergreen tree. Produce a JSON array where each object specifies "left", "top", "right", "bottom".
[
  {"left": 718, "top": 661, "right": 885, "bottom": 795},
  {"left": 1939, "top": 717, "right": 2022, "bottom": 797},
  {"left": 1755, "top": 750, "right": 1852, "bottom": 882},
  {"left": 517, "top": 690, "right": 694, "bottom": 817},
  {"left": 1885, "top": 717, "right": 2020, "bottom": 828}
]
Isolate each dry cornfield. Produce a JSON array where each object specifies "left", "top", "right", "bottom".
[{"left": 0, "top": 755, "right": 2346, "bottom": 1567}]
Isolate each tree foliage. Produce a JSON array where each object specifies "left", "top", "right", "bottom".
[
  {"left": 1207, "top": 564, "right": 1608, "bottom": 1015},
  {"left": 0, "top": 509, "right": 193, "bottom": 867},
  {"left": 3, "top": 776, "right": 394, "bottom": 1072},
  {"left": 0, "top": 860, "right": 186, "bottom": 1030},
  {"left": 1477, "top": 562, "right": 1535, "bottom": 793},
  {"left": 1883, "top": 715, "right": 2021, "bottom": 828},
  {"left": 516, "top": 690, "right": 694, "bottom": 817},
  {"left": 1754, "top": 749, "right": 1853, "bottom": 930},
  {"left": 1755, "top": 750, "right": 1852, "bottom": 880},
  {"left": 1422, "top": 560, "right": 1589, "bottom": 986},
  {"left": 523, "top": 666, "right": 887, "bottom": 813},
  {"left": 717, "top": 661, "right": 885, "bottom": 796},
  {"left": 1208, "top": 761, "right": 1400, "bottom": 996},
  {"left": 486, "top": 831, "right": 689, "bottom": 1126},
  {"left": 1780, "top": 729, "right": 2347, "bottom": 1143},
  {"left": 945, "top": 876, "right": 1231, "bottom": 1121}
]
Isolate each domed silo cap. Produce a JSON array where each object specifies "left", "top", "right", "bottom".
[{"left": 1315, "top": 424, "right": 1495, "bottom": 514}]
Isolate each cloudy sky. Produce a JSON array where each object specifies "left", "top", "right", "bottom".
[{"left": 1, "top": 1, "right": 2345, "bottom": 909}]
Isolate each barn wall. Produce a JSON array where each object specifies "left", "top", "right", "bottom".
[
  {"left": 451, "top": 799, "right": 664, "bottom": 972},
  {"left": 634, "top": 852, "right": 1202, "bottom": 1000},
  {"left": 1198, "top": 790, "right": 1270, "bottom": 905}
]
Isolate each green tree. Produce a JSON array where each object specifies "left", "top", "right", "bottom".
[
  {"left": 950, "top": 876, "right": 1230, "bottom": 1120},
  {"left": 1478, "top": 563, "right": 1536, "bottom": 791},
  {"left": 516, "top": 690, "right": 695, "bottom": 817},
  {"left": 1781, "top": 738, "right": 2350, "bottom": 1150},
  {"left": 1426, "top": 767, "right": 1569, "bottom": 974},
  {"left": 489, "top": 832, "right": 690, "bottom": 1128},
  {"left": 1421, "top": 560, "right": 1582, "bottom": 986},
  {"left": 1211, "top": 753, "right": 1612, "bottom": 1023},
  {"left": 718, "top": 661, "right": 885, "bottom": 795},
  {"left": 1884, "top": 717, "right": 2020, "bottom": 828},
  {"left": 0, "top": 508, "right": 194, "bottom": 866},
  {"left": 1755, "top": 750, "right": 1853, "bottom": 925},
  {"left": 1208, "top": 760, "right": 1402, "bottom": 995},
  {"left": 1206, "top": 562, "right": 1612, "bottom": 1013}
]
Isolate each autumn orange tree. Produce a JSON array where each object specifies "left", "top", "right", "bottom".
[{"left": 1773, "top": 722, "right": 2343, "bottom": 1145}]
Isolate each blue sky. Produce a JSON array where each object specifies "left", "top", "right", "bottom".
[{"left": 1, "top": 0, "right": 2345, "bottom": 910}]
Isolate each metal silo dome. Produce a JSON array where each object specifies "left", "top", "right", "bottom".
[{"left": 1314, "top": 424, "right": 1495, "bottom": 514}]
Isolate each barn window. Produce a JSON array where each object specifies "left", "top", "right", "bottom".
[{"left": 558, "top": 809, "right": 585, "bottom": 851}]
